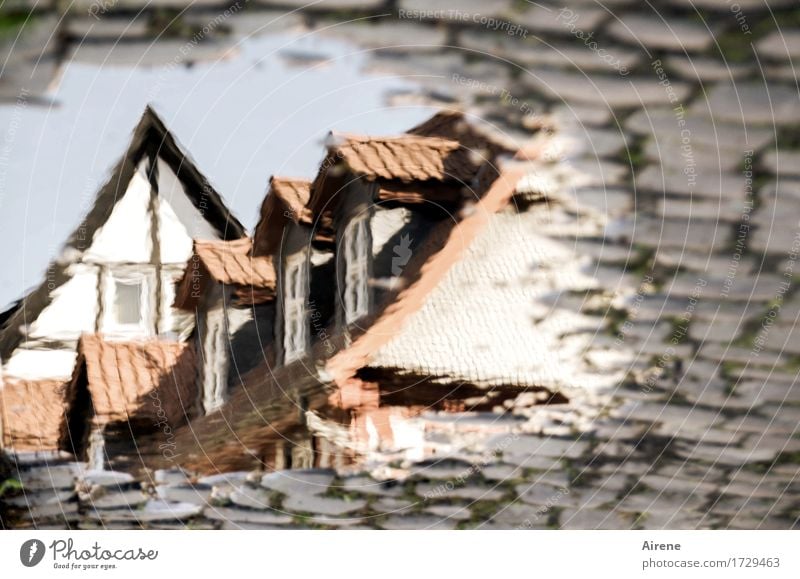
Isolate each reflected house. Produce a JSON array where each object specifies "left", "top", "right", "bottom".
[
  {"left": 172, "top": 236, "right": 275, "bottom": 414},
  {"left": 0, "top": 107, "right": 558, "bottom": 474},
  {"left": 0, "top": 107, "right": 246, "bottom": 461},
  {"left": 166, "top": 116, "right": 561, "bottom": 474}
]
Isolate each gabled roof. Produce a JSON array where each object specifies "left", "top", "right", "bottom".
[
  {"left": 324, "top": 167, "right": 528, "bottom": 388},
  {"left": 327, "top": 132, "right": 478, "bottom": 182},
  {"left": 252, "top": 176, "right": 334, "bottom": 258},
  {"left": 194, "top": 238, "right": 275, "bottom": 287},
  {"left": 308, "top": 132, "right": 482, "bottom": 217},
  {"left": 270, "top": 177, "right": 313, "bottom": 224},
  {"left": 173, "top": 238, "right": 276, "bottom": 310},
  {"left": 0, "top": 106, "right": 246, "bottom": 357},
  {"left": 73, "top": 334, "right": 196, "bottom": 428},
  {"left": 407, "top": 110, "right": 518, "bottom": 158},
  {"left": 151, "top": 168, "right": 527, "bottom": 472},
  {"left": 0, "top": 378, "right": 69, "bottom": 451}
]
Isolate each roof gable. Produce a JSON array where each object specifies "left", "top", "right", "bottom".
[
  {"left": 308, "top": 132, "right": 482, "bottom": 217},
  {"left": 0, "top": 106, "right": 245, "bottom": 357}
]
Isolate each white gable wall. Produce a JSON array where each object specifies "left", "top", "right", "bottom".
[
  {"left": 3, "top": 152, "right": 226, "bottom": 382},
  {"left": 28, "top": 263, "right": 99, "bottom": 342},
  {"left": 156, "top": 158, "right": 220, "bottom": 264},
  {"left": 83, "top": 160, "right": 153, "bottom": 264}
]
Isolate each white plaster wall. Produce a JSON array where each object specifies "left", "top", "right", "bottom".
[
  {"left": 28, "top": 263, "right": 98, "bottom": 342},
  {"left": 83, "top": 161, "right": 153, "bottom": 264},
  {"left": 4, "top": 349, "right": 78, "bottom": 380},
  {"left": 370, "top": 206, "right": 411, "bottom": 258},
  {"left": 156, "top": 158, "right": 220, "bottom": 265}
]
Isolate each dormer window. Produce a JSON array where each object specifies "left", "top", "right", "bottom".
[
  {"left": 343, "top": 212, "right": 370, "bottom": 324},
  {"left": 282, "top": 252, "right": 308, "bottom": 363},
  {"left": 102, "top": 270, "right": 152, "bottom": 335},
  {"left": 113, "top": 279, "right": 143, "bottom": 325}
]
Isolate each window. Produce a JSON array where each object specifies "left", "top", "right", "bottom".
[
  {"left": 102, "top": 270, "right": 151, "bottom": 335},
  {"left": 343, "top": 214, "right": 370, "bottom": 324},
  {"left": 283, "top": 253, "right": 308, "bottom": 363},
  {"left": 113, "top": 279, "right": 143, "bottom": 325}
]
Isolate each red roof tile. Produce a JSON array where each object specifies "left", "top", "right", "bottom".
[
  {"left": 194, "top": 238, "right": 275, "bottom": 287},
  {"left": 0, "top": 379, "right": 68, "bottom": 450},
  {"left": 332, "top": 133, "right": 479, "bottom": 182},
  {"left": 270, "top": 177, "right": 313, "bottom": 224},
  {"left": 174, "top": 238, "right": 276, "bottom": 309},
  {"left": 77, "top": 334, "right": 197, "bottom": 427},
  {"left": 407, "top": 110, "right": 518, "bottom": 157},
  {"left": 253, "top": 177, "right": 335, "bottom": 257},
  {"left": 309, "top": 132, "right": 482, "bottom": 217}
]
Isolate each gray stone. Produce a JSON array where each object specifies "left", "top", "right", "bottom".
[
  {"left": 676, "top": 442, "right": 779, "bottom": 465},
  {"left": 309, "top": 514, "right": 368, "bottom": 527},
  {"left": 399, "top": 0, "right": 512, "bottom": 19},
  {"left": 6, "top": 487, "right": 76, "bottom": 508},
  {"left": 82, "top": 489, "right": 147, "bottom": 509},
  {"left": 608, "top": 15, "right": 714, "bottom": 51},
  {"left": 6, "top": 451, "right": 75, "bottom": 467},
  {"left": 229, "top": 485, "right": 276, "bottom": 510},
  {"left": 156, "top": 484, "right": 213, "bottom": 505},
  {"left": 261, "top": 469, "right": 335, "bottom": 496},
  {"left": 516, "top": 482, "right": 572, "bottom": 507},
  {"left": 154, "top": 468, "right": 190, "bottom": 485},
  {"left": 192, "top": 9, "right": 306, "bottom": 38},
  {"left": 318, "top": 21, "right": 446, "bottom": 50},
  {"left": 82, "top": 470, "right": 135, "bottom": 487},
  {"left": 198, "top": 471, "right": 251, "bottom": 487},
  {"left": 550, "top": 103, "right": 614, "bottom": 127},
  {"left": 560, "top": 508, "right": 633, "bottom": 529},
  {"left": 526, "top": 70, "right": 692, "bottom": 108},
  {"left": 20, "top": 463, "right": 85, "bottom": 490},
  {"left": 87, "top": 500, "right": 202, "bottom": 523},
  {"left": 371, "top": 497, "right": 416, "bottom": 514},
  {"left": 697, "top": 81, "right": 800, "bottom": 125},
  {"left": 757, "top": 30, "right": 800, "bottom": 60},
  {"left": 256, "top": 0, "right": 384, "bottom": 9},
  {"left": 416, "top": 482, "right": 506, "bottom": 502},
  {"left": 477, "top": 502, "right": 552, "bottom": 529},
  {"left": 625, "top": 108, "right": 774, "bottom": 150},
  {"left": 664, "top": 56, "right": 752, "bottom": 81},
  {"left": 411, "top": 459, "right": 479, "bottom": 481},
  {"left": 379, "top": 514, "right": 457, "bottom": 530},
  {"left": 762, "top": 150, "right": 800, "bottom": 177},
  {"left": 203, "top": 506, "right": 293, "bottom": 525},
  {"left": 340, "top": 476, "right": 403, "bottom": 497},
  {"left": 637, "top": 165, "right": 747, "bottom": 200},
  {"left": 19, "top": 501, "right": 80, "bottom": 521},
  {"left": 68, "top": 39, "right": 237, "bottom": 67},
  {"left": 462, "top": 35, "right": 640, "bottom": 74},
  {"left": 509, "top": 4, "right": 608, "bottom": 36},
  {"left": 425, "top": 504, "right": 472, "bottom": 520},
  {"left": 481, "top": 463, "right": 521, "bottom": 482},
  {"left": 503, "top": 435, "right": 589, "bottom": 459},
  {"left": 282, "top": 494, "right": 367, "bottom": 516},
  {"left": 668, "top": 0, "right": 792, "bottom": 9},
  {"left": 66, "top": 16, "right": 150, "bottom": 40}
]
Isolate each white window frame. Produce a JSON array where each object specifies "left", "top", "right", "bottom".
[
  {"left": 343, "top": 213, "right": 370, "bottom": 325},
  {"left": 282, "top": 252, "right": 309, "bottom": 363},
  {"left": 101, "top": 269, "right": 153, "bottom": 336}
]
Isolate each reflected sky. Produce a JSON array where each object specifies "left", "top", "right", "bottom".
[{"left": 0, "top": 31, "right": 433, "bottom": 309}]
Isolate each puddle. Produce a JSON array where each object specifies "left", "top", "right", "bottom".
[{"left": 0, "top": 30, "right": 434, "bottom": 309}]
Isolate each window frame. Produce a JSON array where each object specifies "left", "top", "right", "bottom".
[
  {"left": 101, "top": 269, "right": 153, "bottom": 336},
  {"left": 282, "top": 251, "right": 309, "bottom": 363},
  {"left": 342, "top": 212, "right": 371, "bottom": 325}
]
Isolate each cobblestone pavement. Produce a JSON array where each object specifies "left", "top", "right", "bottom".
[{"left": 2, "top": 0, "right": 800, "bottom": 529}]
